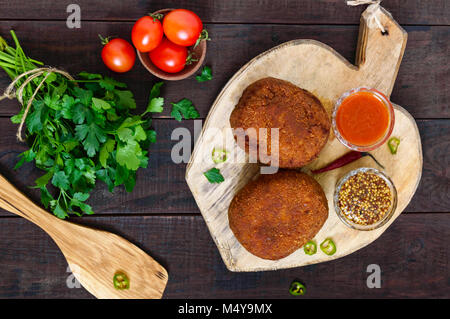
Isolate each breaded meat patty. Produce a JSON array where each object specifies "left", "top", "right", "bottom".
[
  {"left": 228, "top": 170, "right": 328, "bottom": 260},
  {"left": 230, "top": 77, "right": 330, "bottom": 168}
]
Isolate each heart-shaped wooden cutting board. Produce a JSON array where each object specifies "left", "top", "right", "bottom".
[{"left": 186, "top": 5, "right": 422, "bottom": 271}]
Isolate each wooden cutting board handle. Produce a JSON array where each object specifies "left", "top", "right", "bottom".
[
  {"left": 355, "top": 4, "right": 408, "bottom": 96},
  {"left": 0, "top": 174, "right": 168, "bottom": 299}
]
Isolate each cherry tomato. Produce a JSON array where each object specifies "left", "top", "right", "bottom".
[
  {"left": 149, "top": 38, "right": 187, "bottom": 73},
  {"left": 101, "top": 38, "right": 135, "bottom": 73},
  {"left": 131, "top": 15, "right": 164, "bottom": 52},
  {"left": 163, "top": 9, "right": 203, "bottom": 46}
]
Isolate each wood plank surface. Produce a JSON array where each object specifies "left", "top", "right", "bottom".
[
  {"left": 0, "top": 213, "right": 448, "bottom": 298},
  {"left": 0, "top": 22, "right": 448, "bottom": 119},
  {"left": 0, "top": 0, "right": 448, "bottom": 299},
  {"left": 0, "top": 0, "right": 448, "bottom": 25},
  {"left": 0, "top": 118, "right": 447, "bottom": 217}
]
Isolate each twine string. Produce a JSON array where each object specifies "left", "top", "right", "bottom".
[
  {"left": 0, "top": 67, "right": 74, "bottom": 142},
  {"left": 347, "top": 0, "right": 386, "bottom": 33}
]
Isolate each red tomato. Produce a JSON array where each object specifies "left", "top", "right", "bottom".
[
  {"left": 149, "top": 38, "right": 187, "bottom": 73},
  {"left": 101, "top": 38, "right": 135, "bottom": 73},
  {"left": 163, "top": 9, "right": 203, "bottom": 46},
  {"left": 131, "top": 15, "right": 163, "bottom": 52}
]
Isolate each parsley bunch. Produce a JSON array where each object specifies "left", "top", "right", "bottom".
[{"left": 0, "top": 31, "right": 160, "bottom": 218}]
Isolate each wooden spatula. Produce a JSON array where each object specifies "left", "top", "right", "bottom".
[{"left": 0, "top": 174, "right": 168, "bottom": 299}]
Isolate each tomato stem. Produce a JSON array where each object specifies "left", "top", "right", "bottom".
[
  {"left": 185, "top": 51, "right": 198, "bottom": 65},
  {"left": 98, "top": 34, "right": 112, "bottom": 46},
  {"left": 149, "top": 13, "right": 164, "bottom": 22},
  {"left": 194, "top": 29, "right": 211, "bottom": 48}
]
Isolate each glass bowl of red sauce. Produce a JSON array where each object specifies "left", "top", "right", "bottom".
[{"left": 332, "top": 87, "right": 395, "bottom": 152}]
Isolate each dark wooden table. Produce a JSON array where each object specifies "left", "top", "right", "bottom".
[{"left": 0, "top": 0, "right": 448, "bottom": 298}]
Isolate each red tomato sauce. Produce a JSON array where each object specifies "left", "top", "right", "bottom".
[{"left": 336, "top": 91, "right": 390, "bottom": 146}]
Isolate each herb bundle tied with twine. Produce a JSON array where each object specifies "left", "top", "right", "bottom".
[{"left": 0, "top": 30, "right": 160, "bottom": 218}]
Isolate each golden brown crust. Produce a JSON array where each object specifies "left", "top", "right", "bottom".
[
  {"left": 230, "top": 77, "right": 330, "bottom": 168},
  {"left": 228, "top": 170, "right": 328, "bottom": 260}
]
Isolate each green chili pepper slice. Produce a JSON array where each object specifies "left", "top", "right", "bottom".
[
  {"left": 113, "top": 271, "right": 130, "bottom": 290},
  {"left": 304, "top": 240, "right": 317, "bottom": 255},
  {"left": 387, "top": 137, "right": 400, "bottom": 154},
  {"left": 212, "top": 148, "right": 229, "bottom": 164},
  {"left": 289, "top": 281, "right": 306, "bottom": 296},
  {"left": 320, "top": 238, "right": 337, "bottom": 256}
]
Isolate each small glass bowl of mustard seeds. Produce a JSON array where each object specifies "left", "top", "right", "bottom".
[{"left": 334, "top": 168, "right": 397, "bottom": 231}]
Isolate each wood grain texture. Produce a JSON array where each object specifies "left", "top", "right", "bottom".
[
  {"left": 0, "top": 214, "right": 448, "bottom": 298},
  {"left": 0, "top": 118, "right": 447, "bottom": 217},
  {"left": 0, "top": 0, "right": 448, "bottom": 25},
  {"left": 0, "top": 0, "right": 446, "bottom": 300},
  {"left": 0, "top": 23, "right": 448, "bottom": 118},
  {"left": 186, "top": 7, "right": 425, "bottom": 271},
  {"left": 0, "top": 175, "right": 167, "bottom": 299}
]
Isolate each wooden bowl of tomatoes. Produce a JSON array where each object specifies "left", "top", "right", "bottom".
[{"left": 134, "top": 8, "right": 207, "bottom": 81}]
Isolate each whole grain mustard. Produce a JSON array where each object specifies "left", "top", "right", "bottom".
[{"left": 338, "top": 172, "right": 392, "bottom": 226}]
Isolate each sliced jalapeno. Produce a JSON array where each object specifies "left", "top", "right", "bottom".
[
  {"left": 320, "top": 238, "right": 337, "bottom": 256},
  {"left": 113, "top": 271, "right": 130, "bottom": 290},
  {"left": 212, "top": 148, "right": 229, "bottom": 164},
  {"left": 289, "top": 281, "right": 306, "bottom": 296},
  {"left": 304, "top": 240, "right": 317, "bottom": 255},
  {"left": 387, "top": 137, "right": 400, "bottom": 154}
]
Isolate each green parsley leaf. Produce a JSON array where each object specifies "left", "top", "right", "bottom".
[
  {"left": 44, "top": 72, "right": 57, "bottom": 85},
  {"left": 54, "top": 203, "right": 68, "bottom": 219},
  {"left": 170, "top": 98, "right": 200, "bottom": 121},
  {"left": 73, "top": 192, "right": 90, "bottom": 202},
  {"left": 117, "top": 127, "right": 133, "bottom": 142},
  {"left": 123, "top": 170, "right": 137, "bottom": 192},
  {"left": 26, "top": 101, "right": 48, "bottom": 133},
  {"left": 106, "top": 108, "right": 120, "bottom": 121},
  {"left": 35, "top": 171, "right": 54, "bottom": 188},
  {"left": 72, "top": 103, "right": 93, "bottom": 124},
  {"left": 149, "top": 82, "right": 164, "bottom": 100},
  {"left": 44, "top": 93, "right": 61, "bottom": 110},
  {"left": 133, "top": 125, "right": 146, "bottom": 141},
  {"left": 40, "top": 186, "right": 54, "bottom": 208},
  {"left": 114, "top": 164, "right": 129, "bottom": 186},
  {"left": 73, "top": 87, "right": 93, "bottom": 106},
  {"left": 78, "top": 202, "right": 94, "bottom": 215},
  {"left": 99, "top": 139, "right": 116, "bottom": 168},
  {"left": 10, "top": 112, "right": 23, "bottom": 124},
  {"left": 52, "top": 171, "right": 70, "bottom": 190},
  {"left": 196, "top": 66, "right": 212, "bottom": 82},
  {"left": 92, "top": 97, "right": 111, "bottom": 112},
  {"left": 14, "top": 149, "right": 36, "bottom": 170},
  {"left": 148, "top": 130, "right": 156, "bottom": 144},
  {"left": 115, "top": 90, "right": 136, "bottom": 109},
  {"left": 78, "top": 72, "right": 102, "bottom": 80},
  {"left": 118, "top": 116, "right": 145, "bottom": 129},
  {"left": 96, "top": 167, "right": 115, "bottom": 192},
  {"left": 75, "top": 122, "right": 107, "bottom": 157},
  {"left": 59, "top": 95, "right": 76, "bottom": 120},
  {"left": 145, "top": 97, "right": 164, "bottom": 114},
  {"left": 203, "top": 168, "right": 225, "bottom": 183},
  {"left": 116, "top": 140, "right": 142, "bottom": 170},
  {"left": 99, "top": 76, "right": 127, "bottom": 91}
]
